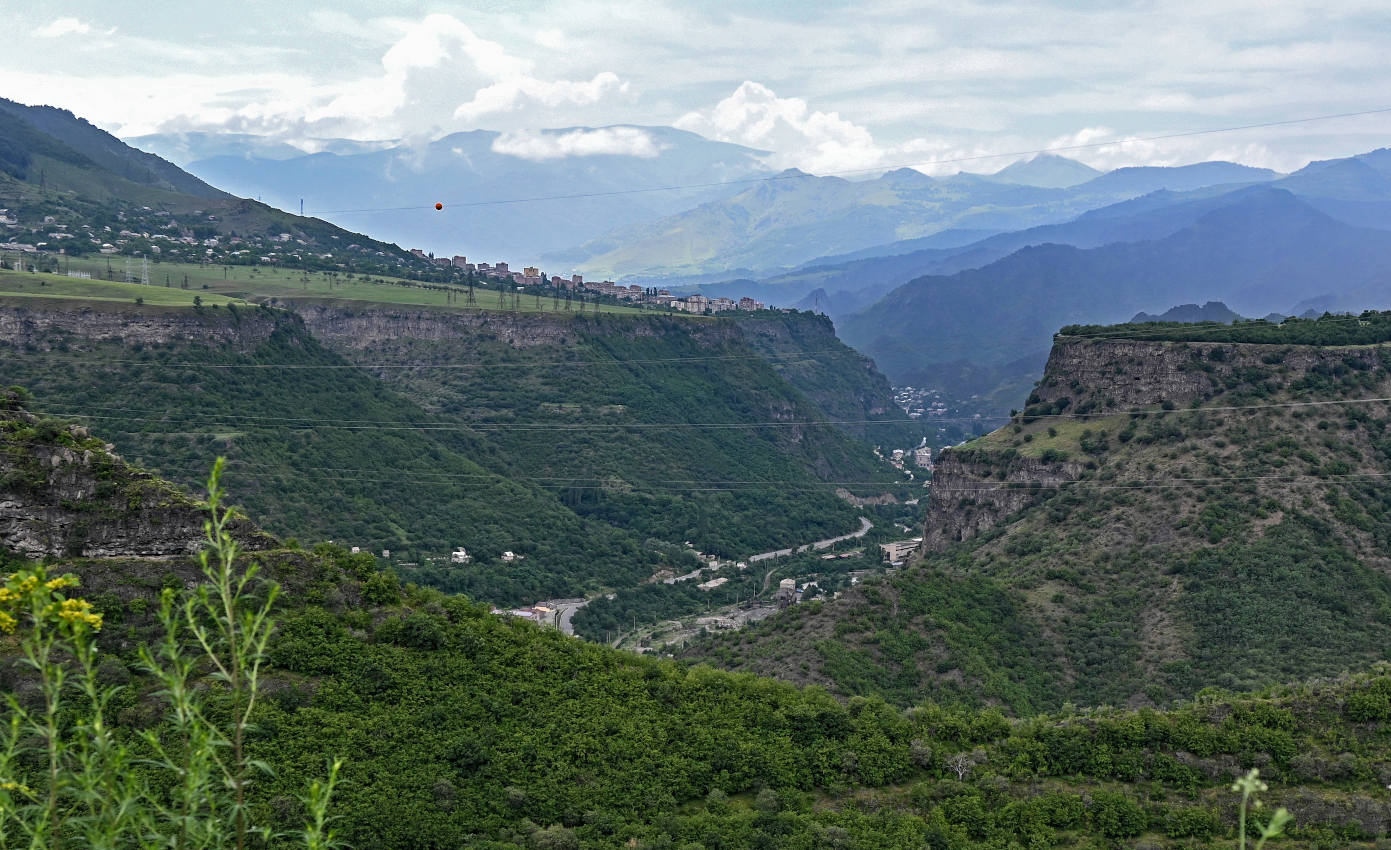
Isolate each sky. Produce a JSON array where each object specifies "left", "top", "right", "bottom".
[{"left": 5, "top": 0, "right": 1391, "bottom": 175}]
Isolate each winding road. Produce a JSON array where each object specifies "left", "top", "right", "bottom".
[
  {"left": 537, "top": 515, "right": 874, "bottom": 636},
  {"left": 748, "top": 515, "right": 873, "bottom": 563}
]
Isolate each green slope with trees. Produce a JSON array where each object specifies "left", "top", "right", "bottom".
[
  {"left": 3, "top": 408, "right": 1389, "bottom": 849},
  {"left": 0, "top": 298, "right": 913, "bottom": 607}
]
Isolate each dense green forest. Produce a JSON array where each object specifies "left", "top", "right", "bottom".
[
  {"left": 13, "top": 524, "right": 1391, "bottom": 850},
  {"left": 4, "top": 379, "right": 1391, "bottom": 849},
  {"left": 312, "top": 310, "right": 900, "bottom": 562},
  {"left": 1, "top": 311, "right": 661, "bottom": 605}
]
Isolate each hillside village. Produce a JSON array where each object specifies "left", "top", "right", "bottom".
[
  {"left": 1, "top": 203, "right": 774, "bottom": 312},
  {"left": 410, "top": 252, "right": 768, "bottom": 312}
]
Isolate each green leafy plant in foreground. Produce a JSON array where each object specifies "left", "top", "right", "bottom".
[
  {"left": 0, "top": 458, "right": 339, "bottom": 849},
  {"left": 1232, "top": 768, "right": 1292, "bottom": 850}
]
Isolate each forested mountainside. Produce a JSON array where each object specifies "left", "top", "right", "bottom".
[
  {"left": 695, "top": 313, "right": 1391, "bottom": 714},
  {"left": 6, "top": 397, "right": 1391, "bottom": 850},
  {"left": 0, "top": 299, "right": 910, "bottom": 606}
]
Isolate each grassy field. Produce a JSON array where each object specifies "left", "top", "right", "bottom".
[
  {"left": 39, "top": 256, "right": 653, "bottom": 315},
  {"left": 0, "top": 266, "right": 247, "bottom": 306},
  {"left": 970, "top": 412, "right": 1133, "bottom": 458}
]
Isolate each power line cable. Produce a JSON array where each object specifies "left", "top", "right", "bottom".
[
  {"left": 309, "top": 106, "right": 1391, "bottom": 215},
  {"left": 27, "top": 393, "right": 1391, "bottom": 431},
  {"left": 47, "top": 464, "right": 1386, "bottom": 494},
  {"left": 8, "top": 347, "right": 853, "bottom": 370}
]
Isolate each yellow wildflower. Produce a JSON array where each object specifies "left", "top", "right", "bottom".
[
  {"left": 44, "top": 576, "right": 77, "bottom": 591},
  {"left": 56, "top": 598, "right": 102, "bottom": 630},
  {"left": 0, "top": 588, "right": 15, "bottom": 602},
  {"left": 0, "top": 780, "right": 32, "bottom": 795},
  {"left": 0, "top": 611, "right": 14, "bottom": 633}
]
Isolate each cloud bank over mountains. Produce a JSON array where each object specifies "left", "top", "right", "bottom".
[
  {"left": 7, "top": 1, "right": 1391, "bottom": 175},
  {"left": 490, "top": 127, "right": 664, "bottom": 161}
]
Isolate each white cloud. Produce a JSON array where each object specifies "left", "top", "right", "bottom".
[
  {"left": 30, "top": 12, "right": 633, "bottom": 143},
  {"left": 675, "top": 81, "right": 884, "bottom": 173},
  {"left": 490, "top": 127, "right": 663, "bottom": 161},
  {"left": 34, "top": 17, "right": 92, "bottom": 38},
  {"left": 8, "top": 1, "right": 1391, "bottom": 177},
  {"left": 534, "top": 29, "right": 568, "bottom": 51},
  {"left": 303, "top": 13, "right": 628, "bottom": 133},
  {"left": 455, "top": 72, "right": 628, "bottom": 123}
]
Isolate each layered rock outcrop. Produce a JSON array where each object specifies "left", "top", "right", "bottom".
[{"left": 0, "top": 406, "right": 273, "bottom": 559}]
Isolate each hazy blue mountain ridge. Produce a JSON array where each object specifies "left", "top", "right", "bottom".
[
  {"left": 558, "top": 159, "right": 1287, "bottom": 281},
  {"left": 837, "top": 187, "right": 1391, "bottom": 401},
  {"left": 985, "top": 152, "right": 1101, "bottom": 187},
  {"left": 1130, "top": 301, "right": 1242, "bottom": 323},
  {"left": 131, "top": 125, "right": 773, "bottom": 262}
]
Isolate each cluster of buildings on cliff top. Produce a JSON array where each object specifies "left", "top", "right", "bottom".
[{"left": 407, "top": 252, "right": 768, "bottom": 312}]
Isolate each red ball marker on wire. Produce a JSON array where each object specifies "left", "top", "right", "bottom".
[{"left": 435, "top": 202, "right": 443, "bottom": 210}]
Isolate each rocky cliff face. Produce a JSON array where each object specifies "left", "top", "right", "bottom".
[
  {"left": 922, "top": 450, "right": 1084, "bottom": 552},
  {"left": 923, "top": 334, "right": 1391, "bottom": 552},
  {"left": 292, "top": 304, "right": 737, "bottom": 351},
  {"left": 735, "top": 313, "right": 908, "bottom": 443},
  {"left": 0, "top": 303, "right": 284, "bottom": 350},
  {"left": 0, "top": 404, "right": 272, "bottom": 559},
  {"left": 1029, "top": 335, "right": 1385, "bottom": 414},
  {"left": 292, "top": 304, "right": 912, "bottom": 446}
]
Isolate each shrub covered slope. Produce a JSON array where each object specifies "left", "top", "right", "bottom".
[{"left": 696, "top": 315, "right": 1391, "bottom": 714}]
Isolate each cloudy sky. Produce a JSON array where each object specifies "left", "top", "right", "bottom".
[{"left": 6, "top": 0, "right": 1391, "bottom": 174}]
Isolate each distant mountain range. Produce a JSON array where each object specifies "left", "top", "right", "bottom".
[
  {"left": 987, "top": 152, "right": 1101, "bottom": 188},
  {"left": 836, "top": 184, "right": 1391, "bottom": 407},
  {"left": 558, "top": 160, "right": 1279, "bottom": 281},
  {"left": 1129, "top": 301, "right": 1242, "bottom": 324},
  {"left": 686, "top": 180, "right": 1297, "bottom": 319},
  {"left": 125, "top": 123, "right": 1314, "bottom": 286},
  {"left": 127, "top": 126, "right": 775, "bottom": 264}
]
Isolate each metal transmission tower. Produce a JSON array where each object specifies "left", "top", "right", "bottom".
[
  {"left": 140, "top": 256, "right": 150, "bottom": 286},
  {"left": 124, "top": 257, "right": 133, "bottom": 284}
]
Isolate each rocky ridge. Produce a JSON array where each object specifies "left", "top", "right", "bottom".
[
  {"left": 697, "top": 324, "right": 1391, "bottom": 711},
  {"left": 0, "top": 395, "right": 272, "bottom": 559}
]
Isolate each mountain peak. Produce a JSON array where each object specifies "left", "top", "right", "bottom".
[
  {"left": 988, "top": 153, "right": 1100, "bottom": 188},
  {"left": 1130, "top": 301, "right": 1241, "bottom": 324},
  {"left": 878, "top": 167, "right": 937, "bottom": 188}
]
